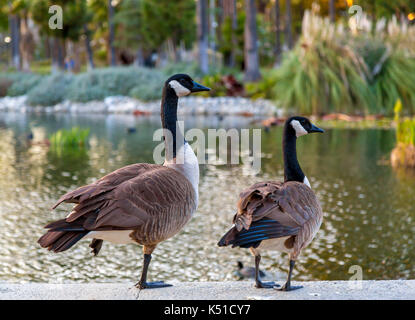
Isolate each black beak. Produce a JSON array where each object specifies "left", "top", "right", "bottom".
[
  {"left": 309, "top": 123, "right": 324, "bottom": 133},
  {"left": 191, "top": 81, "right": 210, "bottom": 93}
]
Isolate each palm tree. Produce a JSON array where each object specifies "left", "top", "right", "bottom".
[
  {"left": 108, "top": 0, "right": 116, "bottom": 66},
  {"left": 329, "top": 0, "right": 335, "bottom": 23},
  {"left": 6, "top": 0, "right": 21, "bottom": 70},
  {"left": 83, "top": 23, "right": 95, "bottom": 70},
  {"left": 244, "top": 0, "right": 261, "bottom": 81},
  {"left": 285, "top": 0, "right": 293, "bottom": 50},
  {"left": 230, "top": 0, "right": 237, "bottom": 68},
  {"left": 197, "top": 0, "right": 209, "bottom": 74},
  {"left": 274, "top": 0, "right": 281, "bottom": 66}
]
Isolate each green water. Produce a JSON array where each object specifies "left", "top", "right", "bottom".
[{"left": 0, "top": 113, "right": 414, "bottom": 283}]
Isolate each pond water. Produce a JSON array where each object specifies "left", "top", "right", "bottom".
[{"left": 0, "top": 112, "right": 414, "bottom": 283}]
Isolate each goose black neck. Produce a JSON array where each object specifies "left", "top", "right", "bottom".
[
  {"left": 161, "top": 85, "right": 182, "bottom": 159},
  {"left": 282, "top": 122, "right": 305, "bottom": 183}
]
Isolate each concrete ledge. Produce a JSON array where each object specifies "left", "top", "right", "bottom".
[{"left": 0, "top": 281, "right": 414, "bottom": 300}]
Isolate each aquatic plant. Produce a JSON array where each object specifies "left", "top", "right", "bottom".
[
  {"left": 391, "top": 99, "right": 415, "bottom": 168},
  {"left": 49, "top": 127, "right": 90, "bottom": 150}
]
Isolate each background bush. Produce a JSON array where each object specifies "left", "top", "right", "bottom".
[
  {"left": 7, "top": 73, "right": 44, "bottom": 97},
  {"left": 268, "top": 11, "right": 415, "bottom": 116},
  {"left": 0, "top": 72, "right": 44, "bottom": 97},
  {"left": 26, "top": 73, "right": 74, "bottom": 106},
  {"left": 65, "top": 67, "right": 165, "bottom": 102}
]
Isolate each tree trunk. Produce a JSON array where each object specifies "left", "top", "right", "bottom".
[
  {"left": 20, "top": 17, "right": 35, "bottom": 72},
  {"left": 329, "top": 0, "right": 335, "bottom": 23},
  {"left": 285, "top": 0, "right": 293, "bottom": 50},
  {"left": 108, "top": 0, "right": 116, "bottom": 66},
  {"left": 134, "top": 48, "right": 144, "bottom": 67},
  {"left": 51, "top": 37, "right": 65, "bottom": 73},
  {"left": 197, "top": 0, "right": 209, "bottom": 74},
  {"left": 217, "top": 0, "right": 224, "bottom": 44},
  {"left": 244, "top": 0, "right": 261, "bottom": 81},
  {"left": 274, "top": 0, "right": 281, "bottom": 66},
  {"left": 230, "top": 0, "right": 237, "bottom": 68},
  {"left": 83, "top": 24, "right": 95, "bottom": 70},
  {"left": 66, "top": 41, "right": 81, "bottom": 73},
  {"left": 9, "top": 14, "right": 21, "bottom": 70},
  {"left": 209, "top": 0, "right": 216, "bottom": 63}
]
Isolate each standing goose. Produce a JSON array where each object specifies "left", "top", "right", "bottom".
[
  {"left": 38, "top": 74, "right": 210, "bottom": 289},
  {"left": 218, "top": 116, "right": 324, "bottom": 291}
]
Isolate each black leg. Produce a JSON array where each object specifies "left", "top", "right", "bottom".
[
  {"left": 254, "top": 255, "right": 277, "bottom": 289},
  {"left": 135, "top": 254, "right": 172, "bottom": 289},
  {"left": 276, "top": 259, "right": 303, "bottom": 291}
]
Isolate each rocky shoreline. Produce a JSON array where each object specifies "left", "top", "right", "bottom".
[{"left": 0, "top": 95, "right": 278, "bottom": 116}]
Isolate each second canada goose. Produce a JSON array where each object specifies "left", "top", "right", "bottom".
[
  {"left": 218, "top": 116, "right": 324, "bottom": 291},
  {"left": 38, "top": 74, "right": 210, "bottom": 289}
]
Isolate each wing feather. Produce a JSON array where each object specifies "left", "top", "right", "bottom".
[
  {"left": 51, "top": 163, "right": 196, "bottom": 234},
  {"left": 223, "top": 180, "right": 323, "bottom": 254}
]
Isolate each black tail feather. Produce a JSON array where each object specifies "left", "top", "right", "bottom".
[
  {"left": 218, "top": 218, "right": 300, "bottom": 249},
  {"left": 89, "top": 238, "right": 103, "bottom": 256},
  {"left": 38, "top": 218, "right": 88, "bottom": 253},
  {"left": 218, "top": 227, "right": 238, "bottom": 247}
]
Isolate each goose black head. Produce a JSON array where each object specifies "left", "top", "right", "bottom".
[
  {"left": 166, "top": 74, "right": 210, "bottom": 97},
  {"left": 287, "top": 116, "right": 324, "bottom": 137}
]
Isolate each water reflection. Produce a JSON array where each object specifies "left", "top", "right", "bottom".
[{"left": 0, "top": 113, "right": 414, "bottom": 283}]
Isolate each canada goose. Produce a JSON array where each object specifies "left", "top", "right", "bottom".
[
  {"left": 38, "top": 74, "right": 210, "bottom": 289},
  {"left": 218, "top": 116, "right": 324, "bottom": 291}
]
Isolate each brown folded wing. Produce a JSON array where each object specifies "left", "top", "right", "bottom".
[
  {"left": 233, "top": 180, "right": 323, "bottom": 255},
  {"left": 51, "top": 163, "right": 197, "bottom": 244}
]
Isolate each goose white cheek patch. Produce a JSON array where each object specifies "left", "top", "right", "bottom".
[
  {"left": 290, "top": 120, "right": 308, "bottom": 137},
  {"left": 169, "top": 80, "right": 191, "bottom": 97},
  {"left": 303, "top": 176, "right": 311, "bottom": 188}
]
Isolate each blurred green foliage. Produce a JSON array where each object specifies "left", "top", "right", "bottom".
[
  {"left": 394, "top": 99, "right": 415, "bottom": 145},
  {"left": 50, "top": 127, "right": 89, "bottom": 148},
  {"left": 49, "top": 127, "right": 90, "bottom": 157},
  {"left": 260, "top": 10, "right": 415, "bottom": 115},
  {"left": 26, "top": 73, "right": 73, "bottom": 106}
]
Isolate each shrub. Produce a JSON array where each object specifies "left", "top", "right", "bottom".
[
  {"left": 394, "top": 99, "right": 415, "bottom": 146},
  {"left": 0, "top": 78, "right": 13, "bottom": 97},
  {"left": 129, "top": 77, "right": 163, "bottom": 101},
  {"left": 0, "top": 72, "right": 44, "bottom": 96},
  {"left": 66, "top": 67, "right": 164, "bottom": 102},
  {"left": 245, "top": 69, "right": 278, "bottom": 100},
  {"left": 26, "top": 73, "right": 74, "bottom": 106},
  {"left": 7, "top": 73, "right": 44, "bottom": 96},
  {"left": 162, "top": 61, "right": 203, "bottom": 78},
  {"left": 272, "top": 9, "right": 415, "bottom": 115},
  {"left": 391, "top": 99, "right": 415, "bottom": 168}
]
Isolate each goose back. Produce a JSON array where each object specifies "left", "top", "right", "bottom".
[{"left": 221, "top": 181, "right": 323, "bottom": 258}]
